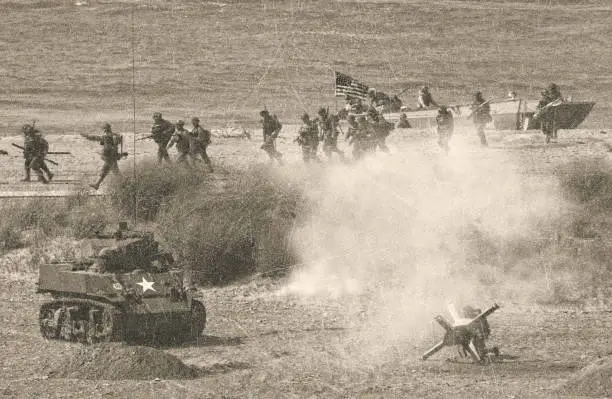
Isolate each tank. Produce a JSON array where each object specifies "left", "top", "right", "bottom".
[{"left": 36, "top": 223, "right": 206, "bottom": 344}]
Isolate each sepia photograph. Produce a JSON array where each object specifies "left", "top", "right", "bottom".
[{"left": 0, "top": 0, "right": 610, "bottom": 397}]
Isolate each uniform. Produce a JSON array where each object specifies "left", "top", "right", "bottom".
[
  {"left": 21, "top": 124, "right": 53, "bottom": 183},
  {"left": 166, "top": 121, "right": 191, "bottom": 166},
  {"left": 81, "top": 123, "right": 122, "bottom": 190},
  {"left": 396, "top": 113, "right": 411, "bottom": 129},
  {"left": 435, "top": 107, "right": 454, "bottom": 154},
  {"left": 470, "top": 92, "right": 491, "bottom": 146},
  {"left": 296, "top": 114, "right": 320, "bottom": 163},
  {"left": 260, "top": 110, "right": 283, "bottom": 165},
  {"left": 535, "top": 84, "right": 563, "bottom": 143},
  {"left": 350, "top": 117, "right": 376, "bottom": 160},
  {"left": 151, "top": 112, "right": 175, "bottom": 164},
  {"left": 368, "top": 108, "right": 393, "bottom": 153},
  {"left": 190, "top": 117, "right": 213, "bottom": 172},
  {"left": 418, "top": 87, "right": 438, "bottom": 109},
  {"left": 317, "top": 108, "right": 345, "bottom": 161}
]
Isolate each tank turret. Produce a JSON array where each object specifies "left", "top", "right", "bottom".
[{"left": 36, "top": 223, "right": 206, "bottom": 344}]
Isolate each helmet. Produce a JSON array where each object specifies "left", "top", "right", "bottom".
[
  {"left": 175, "top": 120, "right": 184, "bottom": 126},
  {"left": 438, "top": 106, "right": 448, "bottom": 113},
  {"left": 317, "top": 107, "right": 327, "bottom": 117},
  {"left": 548, "top": 83, "right": 559, "bottom": 92},
  {"left": 368, "top": 88, "right": 376, "bottom": 95},
  {"left": 102, "top": 122, "right": 111, "bottom": 131},
  {"left": 153, "top": 112, "right": 162, "bottom": 119},
  {"left": 301, "top": 113, "right": 309, "bottom": 121},
  {"left": 191, "top": 117, "right": 200, "bottom": 124},
  {"left": 21, "top": 124, "right": 33, "bottom": 134},
  {"left": 421, "top": 86, "right": 429, "bottom": 92},
  {"left": 259, "top": 110, "right": 269, "bottom": 117}
]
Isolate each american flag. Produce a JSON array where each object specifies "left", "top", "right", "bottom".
[{"left": 335, "top": 71, "right": 369, "bottom": 99}]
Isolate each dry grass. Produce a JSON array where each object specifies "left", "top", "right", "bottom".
[{"left": 158, "top": 165, "right": 312, "bottom": 285}]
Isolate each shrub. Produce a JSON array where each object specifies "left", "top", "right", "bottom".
[
  {"left": 109, "top": 161, "right": 214, "bottom": 221},
  {"left": 159, "top": 165, "right": 311, "bottom": 285}
]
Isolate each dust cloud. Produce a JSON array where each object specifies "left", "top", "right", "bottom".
[{"left": 278, "top": 135, "right": 565, "bottom": 357}]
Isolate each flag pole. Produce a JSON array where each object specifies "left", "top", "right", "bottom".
[{"left": 333, "top": 70, "right": 337, "bottom": 114}]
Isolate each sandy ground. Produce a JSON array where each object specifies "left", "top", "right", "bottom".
[{"left": 0, "top": 127, "right": 611, "bottom": 398}]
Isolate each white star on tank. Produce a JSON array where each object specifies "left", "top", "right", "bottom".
[{"left": 136, "top": 277, "right": 156, "bottom": 293}]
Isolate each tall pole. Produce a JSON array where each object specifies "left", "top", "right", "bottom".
[{"left": 131, "top": 3, "right": 137, "bottom": 225}]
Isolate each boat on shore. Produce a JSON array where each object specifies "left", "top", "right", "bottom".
[{"left": 384, "top": 99, "right": 595, "bottom": 131}]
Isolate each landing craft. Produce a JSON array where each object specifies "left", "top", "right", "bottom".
[{"left": 386, "top": 98, "right": 595, "bottom": 131}]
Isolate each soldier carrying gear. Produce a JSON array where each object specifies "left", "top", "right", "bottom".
[
  {"left": 418, "top": 86, "right": 439, "bottom": 109},
  {"left": 317, "top": 107, "right": 345, "bottom": 161},
  {"left": 81, "top": 122, "right": 123, "bottom": 190},
  {"left": 166, "top": 120, "right": 192, "bottom": 166},
  {"left": 470, "top": 91, "right": 491, "bottom": 147},
  {"left": 260, "top": 109, "right": 284, "bottom": 165},
  {"left": 22, "top": 124, "right": 53, "bottom": 184},
  {"left": 436, "top": 106, "right": 454, "bottom": 154},
  {"left": 535, "top": 83, "right": 563, "bottom": 143},
  {"left": 349, "top": 115, "right": 376, "bottom": 160},
  {"left": 151, "top": 112, "right": 175, "bottom": 164},
  {"left": 296, "top": 113, "right": 320, "bottom": 163},
  {"left": 367, "top": 107, "right": 393, "bottom": 153},
  {"left": 189, "top": 117, "right": 213, "bottom": 172}
]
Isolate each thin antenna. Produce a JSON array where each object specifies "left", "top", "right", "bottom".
[{"left": 131, "top": 3, "right": 137, "bottom": 225}]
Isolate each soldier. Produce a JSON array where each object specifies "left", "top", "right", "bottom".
[
  {"left": 295, "top": 113, "right": 320, "bottom": 163},
  {"left": 260, "top": 109, "right": 283, "bottom": 165},
  {"left": 396, "top": 113, "right": 411, "bottom": 128},
  {"left": 189, "top": 117, "right": 213, "bottom": 172},
  {"left": 166, "top": 120, "right": 191, "bottom": 166},
  {"left": 435, "top": 106, "right": 454, "bottom": 154},
  {"left": 417, "top": 86, "right": 439, "bottom": 109},
  {"left": 317, "top": 107, "right": 345, "bottom": 161},
  {"left": 151, "top": 112, "right": 175, "bottom": 164},
  {"left": 349, "top": 115, "right": 376, "bottom": 160},
  {"left": 367, "top": 107, "right": 393, "bottom": 153},
  {"left": 470, "top": 91, "right": 491, "bottom": 147},
  {"left": 345, "top": 114, "right": 359, "bottom": 142},
  {"left": 22, "top": 124, "right": 53, "bottom": 184},
  {"left": 80, "top": 122, "right": 123, "bottom": 190},
  {"left": 535, "top": 83, "right": 563, "bottom": 143}
]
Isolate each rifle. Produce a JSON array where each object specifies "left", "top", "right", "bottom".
[
  {"left": 11, "top": 143, "right": 59, "bottom": 165},
  {"left": 136, "top": 135, "right": 154, "bottom": 141},
  {"left": 533, "top": 97, "right": 564, "bottom": 120},
  {"left": 0, "top": 150, "right": 7, "bottom": 155},
  {"left": 466, "top": 98, "right": 495, "bottom": 120}
]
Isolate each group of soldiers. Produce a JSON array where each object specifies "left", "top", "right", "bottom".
[
  {"left": 290, "top": 105, "right": 395, "bottom": 163},
  {"left": 12, "top": 84, "right": 563, "bottom": 187}
]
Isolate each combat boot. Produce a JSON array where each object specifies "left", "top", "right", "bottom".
[
  {"left": 37, "top": 175, "right": 48, "bottom": 184},
  {"left": 22, "top": 168, "right": 31, "bottom": 182}
]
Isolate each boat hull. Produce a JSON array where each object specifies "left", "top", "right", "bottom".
[{"left": 385, "top": 100, "right": 594, "bottom": 131}]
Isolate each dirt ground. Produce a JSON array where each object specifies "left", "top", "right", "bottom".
[{"left": 0, "top": 127, "right": 611, "bottom": 398}]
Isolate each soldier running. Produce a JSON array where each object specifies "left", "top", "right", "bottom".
[
  {"left": 349, "top": 115, "right": 376, "bottom": 160},
  {"left": 80, "top": 122, "right": 123, "bottom": 190},
  {"left": 317, "top": 107, "right": 345, "bottom": 161},
  {"left": 367, "top": 107, "right": 393, "bottom": 153},
  {"left": 189, "top": 117, "right": 213, "bottom": 172},
  {"left": 22, "top": 124, "right": 53, "bottom": 184},
  {"left": 296, "top": 113, "right": 320, "bottom": 163},
  {"left": 435, "top": 106, "right": 454, "bottom": 154},
  {"left": 166, "top": 120, "right": 192, "bottom": 166},
  {"left": 151, "top": 112, "right": 175, "bottom": 164},
  {"left": 260, "top": 109, "right": 283, "bottom": 165},
  {"left": 534, "top": 83, "right": 563, "bottom": 143},
  {"left": 470, "top": 91, "right": 491, "bottom": 147}
]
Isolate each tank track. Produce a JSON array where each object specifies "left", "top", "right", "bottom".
[
  {"left": 39, "top": 298, "right": 122, "bottom": 344},
  {"left": 39, "top": 298, "right": 207, "bottom": 345}
]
